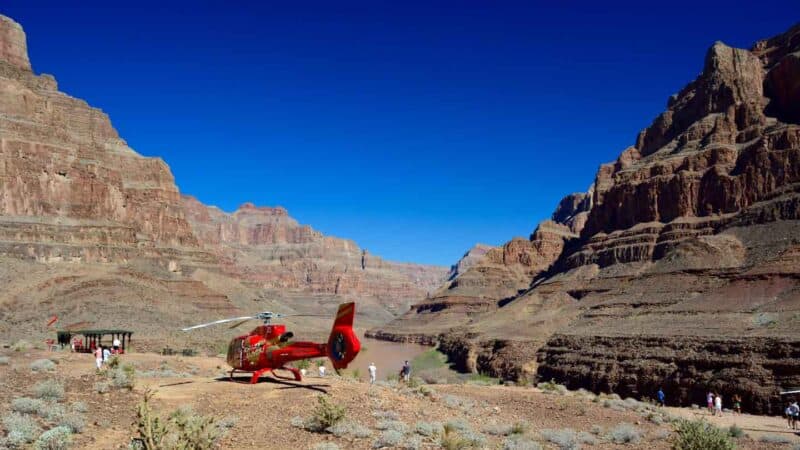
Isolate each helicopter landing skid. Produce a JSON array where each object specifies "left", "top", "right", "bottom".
[{"left": 272, "top": 367, "right": 303, "bottom": 382}]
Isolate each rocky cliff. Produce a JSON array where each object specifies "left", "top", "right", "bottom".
[
  {"left": 371, "top": 23, "right": 800, "bottom": 414},
  {"left": 0, "top": 14, "right": 446, "bottom": 347},
  {"left": 181, "top": 195, "right": 447, "bottom": 314}
]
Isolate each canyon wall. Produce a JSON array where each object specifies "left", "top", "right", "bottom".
[
  {"left": 372, "top": 23, "right": 800, "bottom": 414},
  {"left": 0, "top": 14, "right": 445, "bottom": 346}
]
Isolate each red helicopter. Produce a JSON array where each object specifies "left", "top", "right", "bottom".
[{"left": 182, "top": 302, "right": 361, "bottom": 384}]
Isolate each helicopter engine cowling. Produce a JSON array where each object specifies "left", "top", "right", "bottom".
[{"left": 326, "top": 302, "right": 360, "bottom": 370}]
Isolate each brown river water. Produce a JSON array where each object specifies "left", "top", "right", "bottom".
[{"left": 347, "top": 336, "right": 430, "bottom": 380}]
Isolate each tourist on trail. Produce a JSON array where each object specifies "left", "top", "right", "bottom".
[
  {"left": 791, "top": 401, "right": 800, "bottom": 430},
  {"left": 657, "top": 388, "right": 665, "bottom": 407},
  {"left": 732, "top": 394, "right": 742, "bottom": 415},
  {"left": 94, "top": 346, "right": 103, "bottom": 370},
  {"left": 368, "top": 362, "right": 377, "bottom": 384},
  {"left": 318, "top": 364, "right": 326, "bottom": 377},
  {"left": 401, "top": 360, "right": 411, "bottom": 383},
  {"left": 102, "top": 346, "right": 111, "bottom": 364},
  {"left": 300, "top": 368, "right": 307, "bottom": 378},
  {"left": 786, "top": 403, "right": 793, "bottom": 429},
  {"left": 707, "top": 391, "right": 714, "bottom": 414},
  {"left": 714, "top": 393, "right": 723, "bottom": 416},
  {"left": 113, "top": 337, "right": 121, "bottom": 353}
]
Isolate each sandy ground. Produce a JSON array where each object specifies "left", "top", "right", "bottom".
[{"left": 1, "top": 349, "right": 795, "bottom": 449}]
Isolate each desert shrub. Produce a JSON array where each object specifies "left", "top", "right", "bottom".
[
  {"left": 327, "top": 421, "right": 372, "bottom": 438},
  {"left": 444, "top": 419, "right": 471, "bottom": 433},
  {"left": 442, "top": 394, "right": 476, "bottom": 411},
  {"left": 94, "top": 381, "right": 110, "bottom": 394},
  {"left": 538, "top": 379, "right": 568, "bottom": 395},
  {"left": 12, "top": 397, "right": 47, "bottom": 415},
  {"left": 672, "top": 419, "right": 734, "bottom": 450},
  {"left": 759, "top": 434, "right": 792, "bottom": 444},
  {"left": 415, "top": 421, "right": 443, "bottom": 437},
  {"left": 578, "top": 431, "right": 597, "bottom": 445},
  {"left": 375, "top": 419, "right": 408, "bottom": 434},
  {"left": 13, "top": 340, "right": 32, "bottom": 352},
  {"left": 647, "top": 411, "right": 665, "bottom": 424},
  {"left": 131, "top": 389, "right": 220, "bottom": 450},
  {"left": 30, "top": 359, "right": 56, "bottom": 372},
  {"left": 440, "top": 425, "right": 475, "bottom": 450},
  {"left": 373, "top": 430, "right": 404, "bottom": 448},
  {"left": 4, "top": 412, "right": 42, "bottom": 446},
  {"left": 460, "top": 430, "right": 487, "bottom": 448},
  {"left": 372, "top": 410, "right": 400, "bottom": 420},
  {"left": 311, "top": 395, "right": 345, "bottom": 431},
  {"left": 607, "top": 423, "right": 641, "bottom": 444},
  {"left": 465, "top": 373, "right": 499, "bottom": 386},
  {"left": 34, "top": 379, "right": 65, "bottom": 401},
  {"left": 59, "top": 411, "right": 86, "bottom": 433},
  {"left": 502, "top": 435, "right": 543, "bottom": 450},
  {"left": 0, "top": 356, "right": 9, "bottom": 365},
  {"left": 33, "top": 425, "right": 72, "bottom": 450},
  {"left": 727, "top": 424, "right": 744, "bottom": 438},
  {"left": 590, "top": 425, "right": 603, "bottom": 435},
  {"left": 483, "top": 422, "right": 512, "bottom": 436},
  {"left": 290, "top": 416, "right": 306, "bottom": 428},
  {"left": 399, "top": 435, "right": 422, "bottom": 450},
  {"left": 43, "top": 404, "right": 66, "bottom": 422},
  {"left": 511, "top": 421, "right": 529, "bottom": 435},
  {"left": 540, "top": 428, "right": 579, "bottom": 450},
  {"left": 70, "top": 402, "right": 88, "bottom": 413},
  {"left": 109, "top": 363, "right": 135, "bottom": 390}
]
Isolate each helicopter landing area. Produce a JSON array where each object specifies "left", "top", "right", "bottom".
[{"left": 1, "top": 350, "right": 797, "bottom": 449}]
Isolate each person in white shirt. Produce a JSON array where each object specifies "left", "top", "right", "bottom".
[
  {"left": 102, "top": 347, "right": 111, "bottom": 364},
  {"left": 94, "top": 347, "right": 103, "bottom": 370},
  {"left": 714, "top": 393, "right": 723, "bottom": 416},
  {"left": 112, "top": 338, "right": 121, "bottom": 353},
  {"left": 300, "top": 368, "right": 307, "bottom": 378},
  {"left": 368, "top": 363, "right": 377, "bottom": 384},
  {"left": 318, "top": 365, "right": 326, "bottom": 377}
]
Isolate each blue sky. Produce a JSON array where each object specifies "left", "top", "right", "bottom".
[{"left": 2, "top": 2, "right": 796, "bottom": 266}]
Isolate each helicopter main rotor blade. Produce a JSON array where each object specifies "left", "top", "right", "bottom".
[
  {"left": 228, "top": 318, "right": 254, "bottom": 329},
  {"left": 181, "top": 316, "right": 256, "bottom": 331}
]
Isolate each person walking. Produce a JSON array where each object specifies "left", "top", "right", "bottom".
[
  {"left": 657, "top": 388, "right": 666, "bottom": 407},
  {"left": 732, "top": 394, "right": 742, "bottom": 415},
  {"left": 102, "top": 346, "right": 111, "bottom": 365},
  {"left": 401, "top": 360, "right": 411, "bottom": 383},
  {"left": 714, "top": 393, "right": 723, "bottom": 416},
  {"left": 94, "top": 346, "right": 103, "bottom": 370},
  {"left": 707, "top": 391, "right": 714, "bottom": 414},
  {"left": 368, "top": 362, "right": 377, "bottom": 384},
  {"left": 318, "top": 364, "right": 326, "bottom": 377},
  {"left": 791, "top": 401, "right": 800, "bottom": 430}
]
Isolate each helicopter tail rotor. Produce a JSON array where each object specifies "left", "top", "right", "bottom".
[{"left": 326, "top": 302, "right": 361, "bottom": 370}]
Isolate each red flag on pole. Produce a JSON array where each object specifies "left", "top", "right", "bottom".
[{"left": 47, "top": 315, "right": 58, "bottom": 327}]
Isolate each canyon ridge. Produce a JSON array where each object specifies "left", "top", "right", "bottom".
[
  {"left": 370, "top": 22, "right": 800, "bottom": 415},
  {"left": 0, "top": 14, "right": 446, "bottom": 349}
]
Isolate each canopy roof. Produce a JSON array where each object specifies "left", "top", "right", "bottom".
[{"left": 57, "top": 329, "right": 132, "bottom": 335}]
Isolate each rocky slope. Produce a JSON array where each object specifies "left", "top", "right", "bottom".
[
  {"left": 0, "top": 14, "right": 445, "bottom": 346},
  {"left": 372, "top": 23, "right": 800, "bottom": 414},
  {"left": 181, "top": 196, "right": 446, "bottom": 315}
]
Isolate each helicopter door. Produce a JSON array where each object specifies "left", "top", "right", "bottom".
[{"left": 227, "top": 338, "right": 245, "bottom": 368}]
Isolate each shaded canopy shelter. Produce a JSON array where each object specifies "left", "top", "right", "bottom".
[{"left": 57, "top": 329, "right": 133, "bottom": 353}]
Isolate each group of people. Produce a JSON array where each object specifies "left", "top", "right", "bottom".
[
  {"left": 706, "top": 391, "right": 742, "bottom": 416},
  {"left": 93, "top": 338, "right": 122, "bottom": 370}
]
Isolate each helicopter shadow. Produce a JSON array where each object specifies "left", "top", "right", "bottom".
[{"left": 215, "top": 375, "right": 330, "bottom": 394}]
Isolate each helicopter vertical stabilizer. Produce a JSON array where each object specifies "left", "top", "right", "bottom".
[{"left": 327, "top": 302, "right": 360, "bottom": 370}]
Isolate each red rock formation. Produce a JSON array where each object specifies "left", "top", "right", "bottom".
[
  {"left": 372, "top": 23, "right": 800, "bottom": 414},
  {"left": 181, "top": 195, "right": 447, "bottom": 311}
]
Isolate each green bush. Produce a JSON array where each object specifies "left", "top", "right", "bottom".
[
  {"left": 59, "top": 411, "right": 86, "bottom": 433},
  {"left": 109, "top": 363, "right": 135, "bottom": 390},
  {"left": 672, "top": 419, "right": 735, "bottom": 450},
  {"left": 131, "top": 389, "right": 221, "bottom": 450},
  {"left": 373, "top": 430, "right": 404, "bottom": 448},
  {"left": 502, "top": 435, "right": 543, "bottom": 450},
  {"left": 607, "top": 422, "right": 641, "bottom": 444},
  {"left": 34, "top": 426, "right": 72, "bottom": 450},
  {"left": 311, "top": 395, "right": 346, "bottom": 431},
  {"left": 727, "top": 424, "right": 744, "bottom": 438},
  {"left": 415, "top": 421, "right": 443, "bottom": 437},
  {"left": 34, "top": 379, "right": 65, "bottom": 401}
]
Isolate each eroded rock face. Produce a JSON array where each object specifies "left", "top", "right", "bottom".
[
  {"left": 181, "top": 195, "right": 447, "bottom": 310},
  {"left": 372, "top": 23, "right": 800, "bottom": 414}
]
